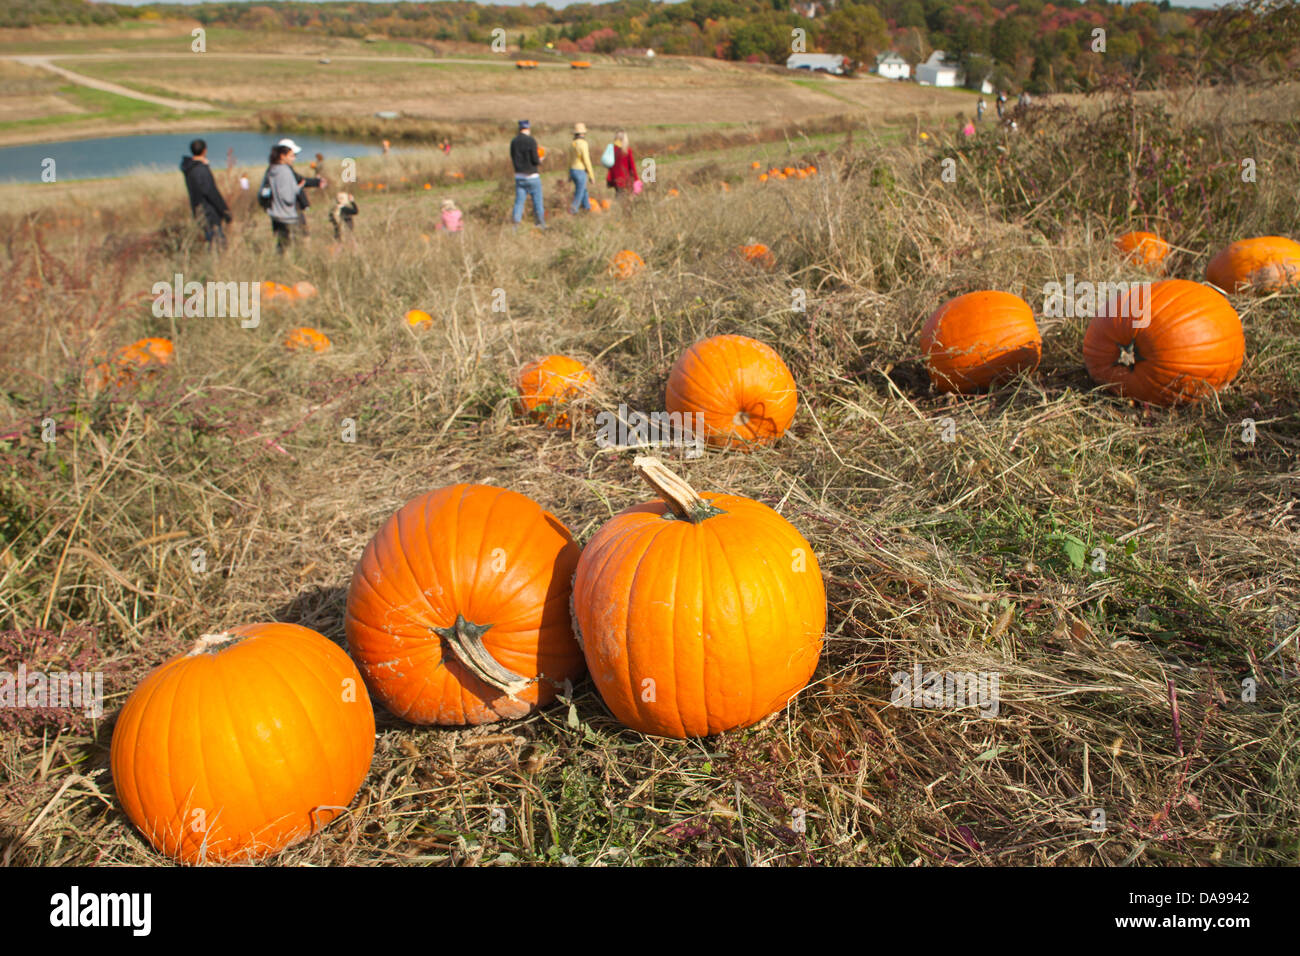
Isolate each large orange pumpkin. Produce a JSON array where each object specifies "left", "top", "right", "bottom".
[
  {"left": 1205, "top": 236, "right": 1300, "bottom": 294},
  {"left": 919, "top": 291, "right": 1042, "bottom": 393},
  {"left": 610, "top": 249, "right": 644, "bottom": 279},
  {"left": 666, "top": 334, "right": 797, "bottom": 449},
  {"left": 344, "top": 484, "right": 585, "bottom": 725},
  {"left": 573, "top": 457, "right": 825, "bottom": 738},
  {"left": 1115, "top": 231, "right": 1170, "bottom": 271},
  {"left": 1082, "top": 278, "right": 1244, "bottom": 406},
  {"left": 516, "top": 355, "right": 596, "bottom": 429},
  {"left": 284, "top": 326, "right": 332, "bottom": 352},
  {"left": 86, "top": 336, "right": 174, "bottom": 392},
  {"left": 111, "top": 623, "right": 375, "bottom": 864}
]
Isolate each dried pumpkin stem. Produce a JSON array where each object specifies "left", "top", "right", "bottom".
[
  {"left": 188, "top": 632, "right": 242, "bottom": 656},
  {"left": 633, "top": 456, "right": 726, "bottom": 523},
  {"left": 434, "top": 614, "right": 529, "bottom": 699}
]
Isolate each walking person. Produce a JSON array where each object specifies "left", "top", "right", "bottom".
[
  {"left": 180, "top": 138, "right": 232, "bottom": 251},
  {"left": 976, "top": 97, "right": 986, "bottom": 122},
  {"left": 568, "top": 122, "right": 595, "bottom": 214},
  {"left": 996, "top": 90, "right": 1007, "bottom": 120},
  {"left": 261, "top": 144, "right": 304, "bottom": 254},
  {"left": 328, "top": 191, "right": 358, "bottom": 241},
  {"left": 510, "top": 119, "right": 545, "bottom": 228},
  {"left": 606, "top": 129, "right": 640, "bottom": 199}
]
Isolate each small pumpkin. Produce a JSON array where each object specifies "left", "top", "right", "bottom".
[
  {"left": 665, "top": 334, "right": 797, "bottom": 449},
  {"left": 738, "top": 242, "right": 775, "bottom": 269},
  {"left": 1082, "top": 278, "right": 1244, "bottom": 406},
  {"left": 405, "top": 308, "right": 433, "bottom": 327},
  {"left": 516, "top": 354, "right": 595, "bottom": 429},
  {"left": 610, "top": 249, "right": 645, "bottom": 280},
  {"left": 919, "top": 291, "right": 1042, "bottom": 394},
  {"left": 573, "top": 457, "right": 825, "bottom": 738},
  {"left": 1115, "top": 231, "right": 1170, "bottom": 270},
  {"left": 111, "top": 623, "right": 375, "bottom": 864},
  {"left": 261, "top": 280, "right": 295, "bottom": 302},
  {"left": 292, "top": 280, "right": 318, "bottom": 300},
  {"left": 86, "top": 336, "right": 174, "bottom": 392},
  {"left": 345, "top": 484, "right": 585, "bottom": 725},
  {"left": 284, "top": 326, "right": 332, "bottom": 352},
  {"left": 1205, "top": 236, "right": 1300, "bottom": 294},
  {"left": 750, "top": 161, "right": 761, "bottom": 169}
]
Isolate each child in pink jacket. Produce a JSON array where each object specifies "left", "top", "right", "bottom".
[{"left": 437, "top": 198, "right": 463, "bottom": 233}]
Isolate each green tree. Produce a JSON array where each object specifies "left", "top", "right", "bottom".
[{"left": 822, "top": 3, "right": 889, "bottom": 72}]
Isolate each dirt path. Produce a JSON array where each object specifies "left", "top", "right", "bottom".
[{"left": 8, "top": 55, "right": 218, "bottom": 111}]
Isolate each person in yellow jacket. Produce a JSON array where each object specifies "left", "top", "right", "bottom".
[{"left": 568, "top": 122, "right": 596, "bottom": 214}]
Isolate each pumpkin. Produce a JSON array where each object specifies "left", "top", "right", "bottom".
[
  {"left": 344, "top": 484, "right": 585, "bottom": 725},
  {"left": 589, "top": 202, "right": 603, "bottom": 215},
  {"left": 750, "top": 161, "right": 761, "bottom": 169},
  {"left": 599, "top": 198, "right": 611, "bottom": 210},
  {"left": 573, "top": 457, "right": 825, "bottom": 738},
  {"left": 292, "top": 281, "right": 318, "bottom": 300},
  {"left": 405, "top": 308, "right": 433, "bottom": 327},
  {"left": 758, "top": 174, "right": 768, "bottom": 183},
  {"left": 424, "top": 183, "right": 432, "bottom": 190},
  {"left": 667, "top": 187, "right": 680, "bottom": 197},
  {"left": 806, "top": 165, "right": 817, "bottom": 175},
  {"left": 738, "top": 242, "right": 775, "bottom": 269},
  {"left": 537, "top": 145, "right": 547, "bottom": 159},
  {"left": 1115, "top": 231, "right": 1170, "bottom": 270},
  {"left": 610, "top": 249, "right": 645, "bottom": 279},
  {"left": 665, "top": 334, "right": 797, "bottom": 449},
  {"left": 516, "top": 354, "right": 595, "bottom": 429},
  {"left": 261, "top": 281, "right": 295, "bottom": 302},
  {"left": 86, "top": 336, "right": 174, "bottom": 392},
  {"left": 110, "top": 622, "right": 375, "bottom": 864},
  {"left": 1205, "top": 236, "right": 1300, "bottom": 294},
  {"left": 919, "top": 291, "right": 1042, "bottom": 394},
  {"left": 284, "top": 326, "right": 332, "bottom": 352},
  {"left": 1082, "top": 278, "right": 1244, "bottom": 406}
]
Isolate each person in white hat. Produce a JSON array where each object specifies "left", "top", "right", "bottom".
[
  {"left": 275, "top": 138, "right": 325, "bottom": 235},
  {"left": 567, "top": 122, "right": 595, "bottom": 214}
]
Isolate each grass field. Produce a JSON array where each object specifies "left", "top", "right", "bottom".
[{"left": 1, "top": 20, "right": 1298, "bottom": 867}]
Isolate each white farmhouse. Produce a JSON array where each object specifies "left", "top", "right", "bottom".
[
  {"left": 874, "top": 51, "right": 910, "bottom": 80},
  {"left": 915, "top": 50, "right": 961, "bottom": 87},
  {"left": 786, "top": 53, "right": 850, "bottom": 75}
]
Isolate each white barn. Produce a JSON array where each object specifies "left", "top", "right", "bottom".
[
  {"left": 875, "top": 51, "right": 910, "bottom": 80},
  {"left": 786, "top": 53, "right": 849, "bottom": 75},
  {"left": 915, "top": 50, "right": 960, "bottom": 87}
]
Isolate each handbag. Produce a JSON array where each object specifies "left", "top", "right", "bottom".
[{"left": 600, "top": 143, "right": 616, "bottom": 168}]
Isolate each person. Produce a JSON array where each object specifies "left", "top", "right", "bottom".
[
  {"left": 976, "top": 98, "right": 986, "bottom": 122},
  {"left": 1018, "top": 91, "right": 1029, "bottom": 108},
  {"left": 436, "top": 198, "right": 463, "bottom": 233},
  {"left": 996, "top": 90, "right": 1007, "bottom": 119},
  {"left": 440, "top": 138, "right": 451, "bottom": 156},
  {"left": 509, "top": 119, "right": 545, "bottom": 228},
  {"left": 606, "top": 129, "right": 640, "bottom": 198},
  {"left": 180, "top": 139, "right": 232, "bottom": 251},
  {"left": 382, "top": 139, "right": 391, "bottom": 155},
  {"left": 962, "top": 119, "right": 975, "bottom": 138},
  {"left": 238, "top": 174, "right": 250, "bottom": 191},
  {"left": 568, "top": 122, "right": 595, "bottom": 214},
  {"left": 262, "top": 144, "right": 304, "bottom": 253},
  {"left": 276, "top": 138, "right": 325, "bottom": 236},
  {"left": 328, "top": 191, "right": 358, "bottom": 240}
]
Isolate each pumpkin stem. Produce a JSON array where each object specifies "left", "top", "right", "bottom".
[
  {"left": 1117, "top": 341, "right": 1140, "bottom": 368},
  {"left": 188, "top": 631, "right": 243, "bottom": 656},
  {"left": 434, "top": 614, "right": 530, "bottom": 699},
  {"left": 633, "top": 456, "right": 726, "bottom": 523}
]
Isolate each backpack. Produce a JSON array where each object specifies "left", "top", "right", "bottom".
[
  {"left": 257, "top": 171, "right": 273, "bottom": 211},
  {"left": 600, "top": 143, "right": 616, "bottom": 168}
]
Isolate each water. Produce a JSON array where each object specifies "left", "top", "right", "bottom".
[{"left": 0, "top": 131, "right": 385, "bottom": 184}]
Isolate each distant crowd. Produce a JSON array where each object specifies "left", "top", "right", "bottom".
[{"left": 179, "top": 121, "right": 645, "bottom": 253}]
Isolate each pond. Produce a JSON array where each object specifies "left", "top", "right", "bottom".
[{"left": 0, "top": 131, "right": 386, "bottom": 184}]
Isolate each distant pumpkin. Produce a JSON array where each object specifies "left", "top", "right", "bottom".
[
  {"left": 666, "top": 334, "right": 797, "bottom": 449},
  {"left": 405, "top": 309, "right": 433, "bottom": 327},
  {"left": 292, "top": 281, "right": 317, "bottom": 300},
  {"left": 1205, "top": 236, "right": 1300, "bottom": 294},
  {"left": 920, "top": 291, "right": 1042, "bottom": 394},
  {"left": 738, "top": 242, "right": 775, "bottom": 269},
  {"left": 284, "top": 326, "right": 332, "bottom": 352},
  {"left": 86, "top": 336, "right": 175, "bottom": 392},
  {"left": 610, "top": 249, "right": 645, "bottom": 279},
  {"left": 1083, "top": 279, "right": 1244, "bottom": 405},
  {"left": 1115, "top": 231, "right": 1170, "bottom": 270}
]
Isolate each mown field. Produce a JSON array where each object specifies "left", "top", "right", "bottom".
[{"left": 1, "top": 74, "right": 1298, "bottom": 866}]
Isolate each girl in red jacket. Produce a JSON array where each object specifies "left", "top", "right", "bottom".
[{"left": 606, "top": 130, "right": 640, "bottom": 197}]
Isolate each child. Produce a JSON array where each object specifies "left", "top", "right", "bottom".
[
  {"left": 329, "top": 191, "right": 358, "bottom": 240},
  {"left": 436, "top": 198, "right": 463, "bottom": 233}
]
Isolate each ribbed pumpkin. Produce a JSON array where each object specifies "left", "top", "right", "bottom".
[
  {"left": 1082, "top": 278, "right": 1244, "bottom": 406},
  {"left": 1205, "top": 236, "right": 1300, "bottom": 294},
  {"left": 516, "top": 354, "right": 596, "bottom": 429},
  {"left": 110, "top": 623, "right": 375, "bottom": 864},
  {"left": 344, "top": 484, "right": 585, "bottom": 725},
  {"left": 284, "top": 326, "right": 332, "bottom": 352},
  {"left": 919, "top": 291, "right": 1042, "bottom": 393},
  {"left": 610, "top": 249, "right": 644, "bottom": 279},
  {"left": 665, "top": 334, "right": 797, "bottom": 449},
  {"left": 1115, "top": 231, "right": 1170, "bottom": 271},
  {"left": 573, "top": 457, "right": 825, "bottom": 738}
]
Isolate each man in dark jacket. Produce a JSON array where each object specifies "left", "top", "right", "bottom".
[
  {"left": 509, "top": 120, "right": 545, "bottom": 228},
  {"left": 181, "top": 139, "right": 232, "bottom": 250}
]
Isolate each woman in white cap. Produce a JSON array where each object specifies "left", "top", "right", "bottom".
[
  {"left": 568, "top": 122, "right": 595, "bottom": 214},
  {"left": 276, "top": 138, "right": 325, "bottom": 236}
]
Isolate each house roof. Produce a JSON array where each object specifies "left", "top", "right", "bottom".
[{"left": 876, "top": 51, "right": 906, "bottom": 64}]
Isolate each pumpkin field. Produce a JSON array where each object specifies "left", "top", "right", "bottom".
[{"left": 1, "top": 71, "right": 1298, "bottom": 868}]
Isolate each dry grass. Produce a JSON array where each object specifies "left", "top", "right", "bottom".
[{"left": 1, "top": 94, "right": 1297, "bottom": 867}]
